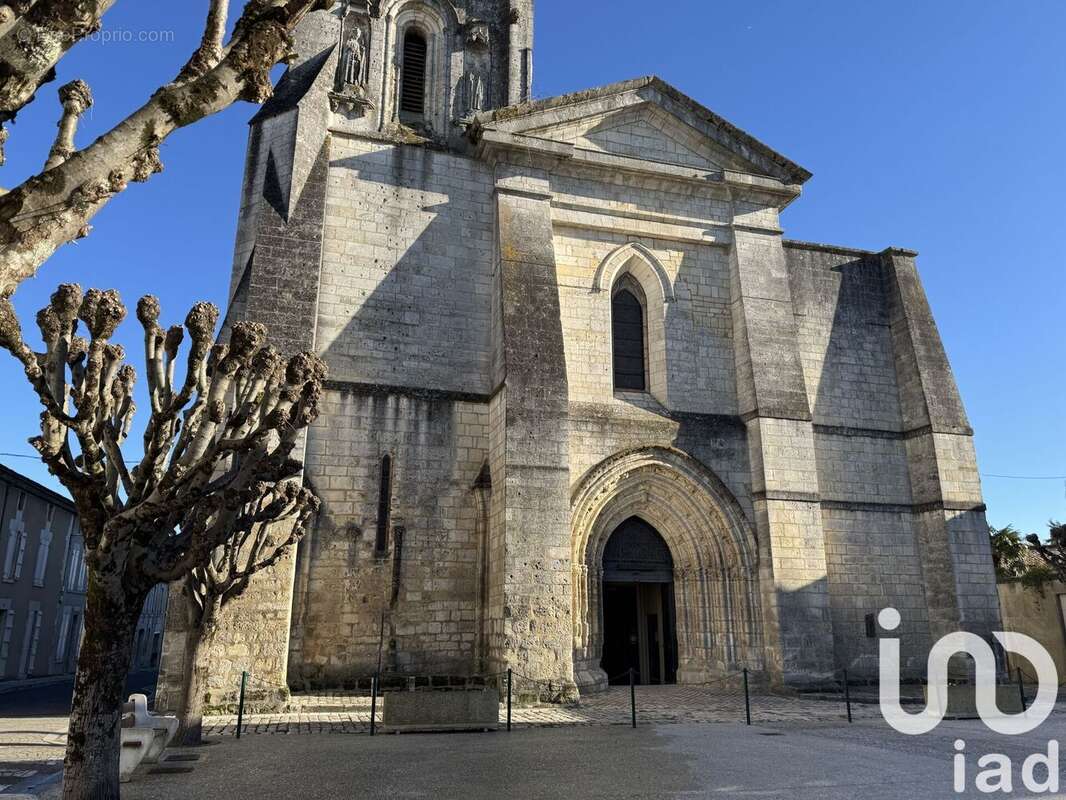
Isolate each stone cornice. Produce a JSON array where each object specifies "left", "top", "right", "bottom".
[
  {"left": 474, "top": 128, "right": 801, "bottom": 202},
  {"left": 783, "top": 240, "right": 878, "bottom": 258}
]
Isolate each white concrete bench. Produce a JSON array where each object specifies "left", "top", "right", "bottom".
[
  {"left": 119, "top": 723, "right": 156, "bottom": 782},
  {"left": 118, "top": 693, "right": 180, "bottom": 781}
]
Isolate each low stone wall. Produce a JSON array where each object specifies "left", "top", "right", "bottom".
[
  {"left": 382, "top": 688, "right": 500, "bottom": 732},
  {"left": 924, "top": 684, "right": 1024, "bottom": 719}
]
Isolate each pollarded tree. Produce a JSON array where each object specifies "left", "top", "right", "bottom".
[
  {"left": 0, "top": 284, "right": 325, "bottom": 800},
  {"left": 0, "top": 0, "right": 330, "bottom": 298}
]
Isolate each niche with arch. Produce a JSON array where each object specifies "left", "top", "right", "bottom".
[{"left": 385, "top": 0, "right": 456, "bottom": 134}]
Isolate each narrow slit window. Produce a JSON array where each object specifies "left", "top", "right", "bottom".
[
  {"left": 612, "top": 288, "right": 647, "bottom": 391},
  {"left": 375, "top": 455, "right": 393, "bottom": 554},
  {"left": 400, "top": 30, "right": 427, "bottom": 117}
]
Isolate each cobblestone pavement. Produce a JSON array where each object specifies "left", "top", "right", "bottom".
[{"left": 202, "top": 685, "right": 882, "bottom": 736}]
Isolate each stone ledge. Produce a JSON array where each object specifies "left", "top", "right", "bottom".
[
  {"left": 812, "top": 423, "right": 976, "bottom": 440},
  {"left": 323, "top": 379, "right": 491, "bottom": 404}
]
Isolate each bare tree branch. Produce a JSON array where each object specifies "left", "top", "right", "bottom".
[
  {"left": 0, "top": 0, "right": 115, "bottom": 124},
  {"left": 44, "top": 78, "right": 90, "bottom": 170},
  {"left": 0, "top": 0, "right": 330, "bottom": 297},
  {"left": 178, "top": 0, "right": 231, "bottom": 83}
]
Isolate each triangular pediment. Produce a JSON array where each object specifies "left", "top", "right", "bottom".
[
  {"left": 522, "top": 102, "right": 748, "bottom": 173},
  {"left": 476, "top": 77, "right": 811, "bottom": 184}
]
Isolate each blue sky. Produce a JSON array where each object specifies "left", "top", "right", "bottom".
[{"left": 0, "top": 1, "right": 1063, "bottom": 534}]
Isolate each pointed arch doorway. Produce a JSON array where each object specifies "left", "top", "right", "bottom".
[
  {"left": 571, "top": 447, "right": 764, "bottom": 692},
  {"left": 600, "top": 517, "right": 678, "bottom": 685}
]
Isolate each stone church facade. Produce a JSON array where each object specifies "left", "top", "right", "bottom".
[{"left": 157, "top": 0, "right": 1000, "bottom": 708}]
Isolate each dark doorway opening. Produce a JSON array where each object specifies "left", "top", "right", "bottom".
[{"left": 600, "top": 517, "right": 677, "bottom": 685}]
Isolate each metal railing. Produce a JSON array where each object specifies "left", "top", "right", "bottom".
[{"left": 227, "top": 664, "right": 870, "bottom": 737}]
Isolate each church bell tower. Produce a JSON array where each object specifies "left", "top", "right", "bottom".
[
  {"left": 156, "top": 0, "right": 538, "bottom": 714},
  {"left": 290, "top": 0, "right": 534, "bottom": 144}
]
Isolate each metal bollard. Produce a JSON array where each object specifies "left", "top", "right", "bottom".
[
  {"left": 743, "top": 668, "right": 751, "bottom": 726},
  {"left": 370, "top": 675, "right": 378, "bottom": 736},
  {"left": 843, "top": 669, "right": 852, "bottom": 724},
  {"left": 236, "top": 670, "right": 247, "bottom": 739},
  {"left": 507, "top": 668, "right": 513, "bottom": 732},
  {"left": 630, "top": 668, "right": 636, "bottom": 729},
  {"left": 1017, "top": 667, "right": 1027, "bottom": 712}
]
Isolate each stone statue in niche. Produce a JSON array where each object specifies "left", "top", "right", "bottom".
[
  {"left": 330, "top": 2, "right": 373, "bottom": 113},
  {"left": 465, "top": 69, "right": 486, "bottom": 115},
  {"left": 341, "top": 25, "right": 366, "bottom": 87},
  {"left": 459, "top": 21, "right": 489, "bottom": 118}
]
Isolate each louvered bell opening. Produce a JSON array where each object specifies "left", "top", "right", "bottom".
[{"left": 400, "top": 31, "right": 427, "bottom": 116}]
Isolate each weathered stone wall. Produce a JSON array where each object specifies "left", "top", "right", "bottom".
[
  {"left": 547, "top": 156, "right": 762, "bottom": 687},
  {"left": 484, "top": 161, "right": 575, "bottom": 690},
  {"left": 552, "top": 217, "right": 747, "bottom": 502},
  {"left": 317, "top": 136, "right": 495, "bottom": 391},
  {"left": 882, "top": 249, "right": 1000, "bottom": 641},
  {"left": 287, "top": 134, "right": 497, "bottom": 685},
  {"left": 997, "top": 579, "right": 1066, "bottom": 681},
  {"left": 542, "top": 104, "right": 735, "bottom": 171},
  {"left": 728, "top": 217, "right": 837, "bottom": 685},
  {"left": 788, "top": 245, "right": 902, "bottom": 431},
  {"left": 547, "top": 158, "right": 750, "bottom": 499},
  {"left": 553, "top": 227, "right": 736, "bottom": 415},
  {"left": 784, "top": 243, "right": 932, "bottom": 675},
  {"left": 291, "top": 389, "right": 489, "bottom": 686}
]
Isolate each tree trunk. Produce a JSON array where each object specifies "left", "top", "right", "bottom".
[
  {"left": 62, "top": 575, "right": 143, "bottom": 800},
  {"left": 175, "top": 597, "right": 220, "bottom": 746}
]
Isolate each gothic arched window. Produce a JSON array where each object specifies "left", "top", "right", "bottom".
[
  {"left": 612, "top": 282, "right": 647, "bottom": 392},
  {"left": 400, "top": 29, "right": 428, "bottom": 118}
]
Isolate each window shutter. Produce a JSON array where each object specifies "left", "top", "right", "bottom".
[
  {"left": 56, "top": 608, "right": 72, "bottom": 662},
  {"left": 26, "top": 610, "right": 41, "bottom": 675},
  {"left": 0, "top": 609, "right": 13, "bottom": 663},
  {"left": 0, "top": 609, "right": 11, "bottom": 663},
  {"left": 33, "top": 530, "right": 51, "bottom": 587},
  {"left": 13, "top": 529, "right": 26, "bottom": 580},
  {"left": 2, "top": 530, "right": 17, "bottom": 580}
]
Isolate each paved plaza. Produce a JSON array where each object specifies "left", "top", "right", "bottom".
[
  {"left": 6, "top": 684, "right": 1062, "bottom": 798},
  {"left": 0, "top": 684, "right": 878, "bottom": 794},
  {"left": 120, "top": 715, "right": 1066, "bottom": 800}
]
